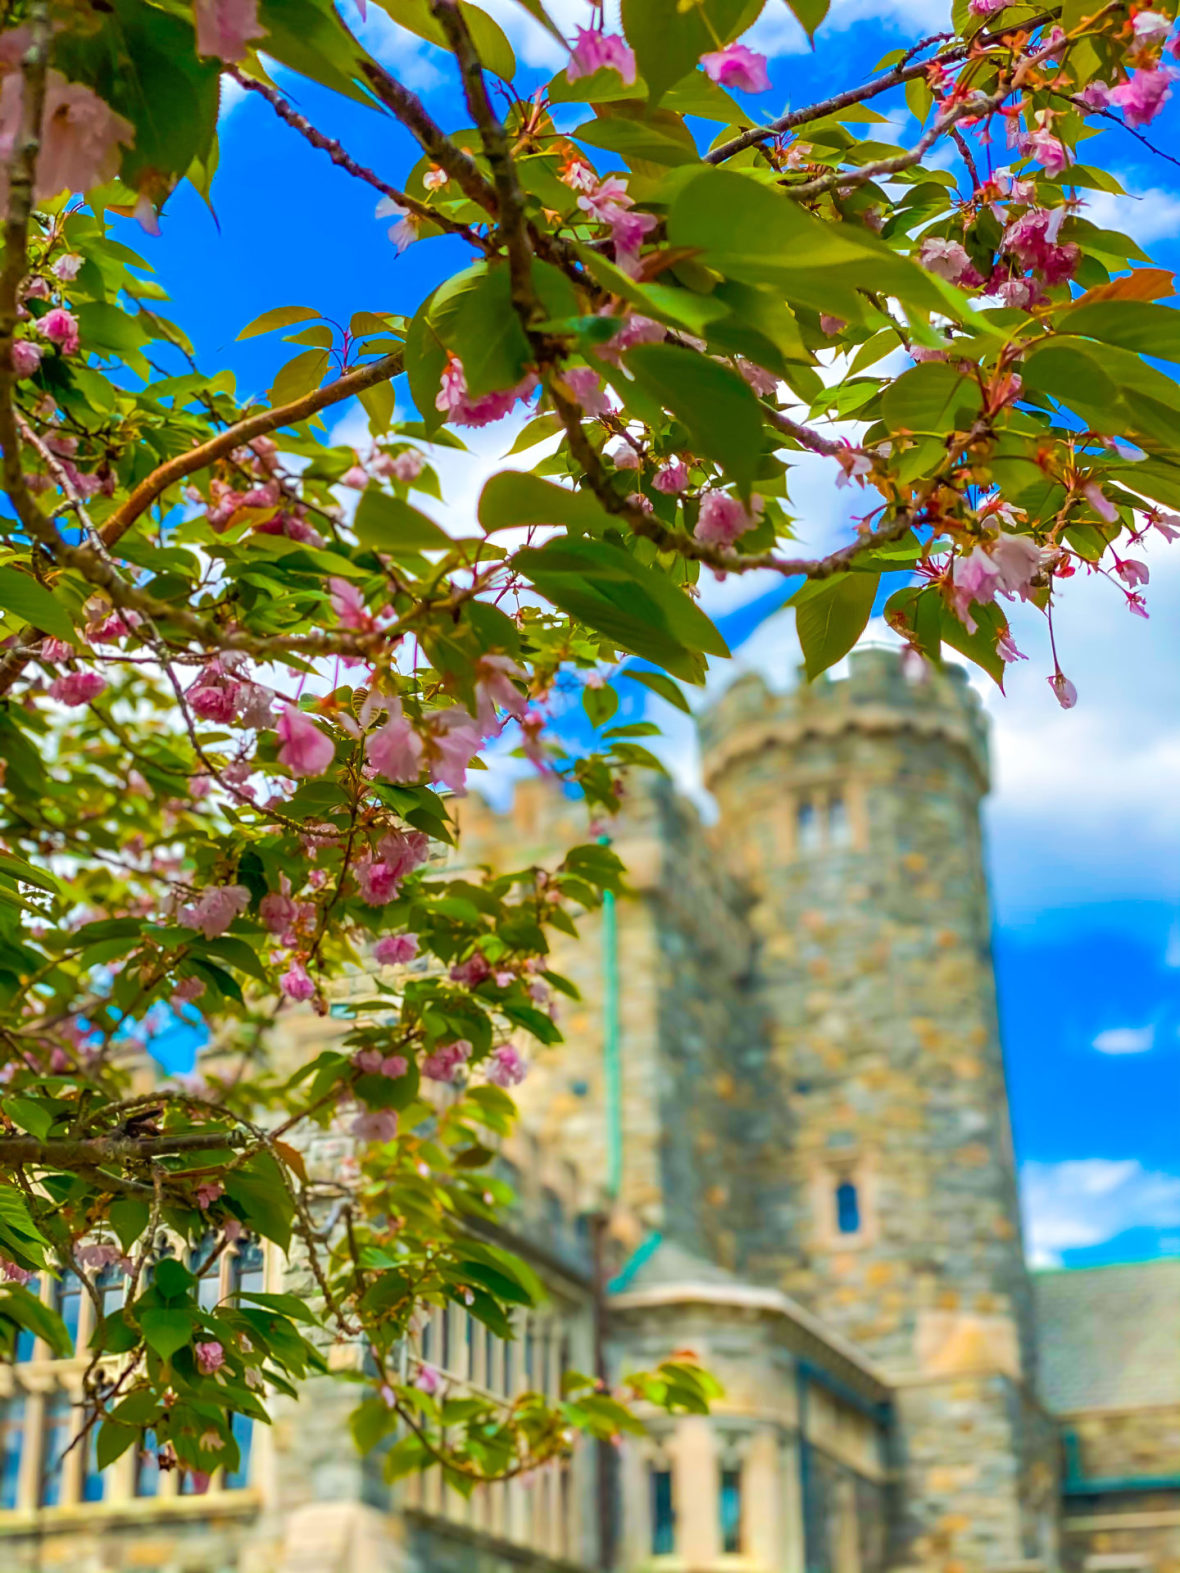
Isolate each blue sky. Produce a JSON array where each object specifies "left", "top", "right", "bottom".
[{"left": 127, "top": 0, "right": 1180, "bottom": 1269}]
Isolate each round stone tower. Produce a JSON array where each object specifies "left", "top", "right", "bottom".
[{"left": 699, "top": 648, "right": 1059, "bottom": 1572}]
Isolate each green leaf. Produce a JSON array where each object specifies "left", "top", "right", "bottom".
[
  {"left": 354, "top": 489, "right": 452, "bottom": 552},
  {"left": 583, "top": 683, "right": 619, "bottom": 727},
  {"left": 269, "top": 348, "right": 330, "bottom": 406},
  {"left": 96, "top": 1420, "right": 140, "bottom": 1470},
  {"left": 621, "top": 0, "right": 764, "bottom": 103},
  {"left": 225, "top": 1152, "right": 294, "bottom": 1251},
  {"left": 430, "top": 264, "right": 531, "bottom": 399},
  {"left": 573, "top": 116, "right": 699, "bottom": 168},
  {"left": 479, "top": 471, "right": 614, "bottom": 535},
  {"left": 111, "top": 1197, "right": 150, "bottom": 1253},
  {"left": 513, "top": 536, "right": 728, "bottom": 683},
  {"left": 0, "top": 1287, "right": 71, "bottom": 1356},
  {"left": 881, "top": 361, "right": 982, "bottom": 435},
  {"left": 0, "top": 852, "right": 64, "bottom": 897},
  {"left": 239, "top": 1291, "right": 320, "bottom": 1324},
  {"left": 373, "top": 0, "right": 516, "bottom": 78},
  {"left": 405, "top": 289, "right": 448, "bottom": 436},
  {"left": 257, "top": 0, "right": 383, "bottom": 107},
  {"left": 140, "top": 1306, "right": 197, "bottom": 1359},
  {"left": 153, "top": 1258, "right": 196, "bottom": 1302},
  {"left": 1064, "top": 299, "right": 1180, "bottom": 364},
  {"left": 237, "top": 306, "right": 321, "bottom": 340},
  {"left": 625, "top": 344, "right": 765, "bottom": 499},
  {"left": 625, "top": 668, "right": 691, "bottom": 714},
  {"left": 791, "top": 572, "right": 879, "bottom": 679},
  {"left": 0, "top": 567, "right": 75, "bottom": 642}
]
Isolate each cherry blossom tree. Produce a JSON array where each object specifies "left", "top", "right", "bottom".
[{"left": 0, "top": 0, "right": 1176, "bottom": 1491}]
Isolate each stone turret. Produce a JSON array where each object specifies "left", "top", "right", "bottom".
[{"left": 700, "top": 649, "right": 1058, "bottom": 1571}]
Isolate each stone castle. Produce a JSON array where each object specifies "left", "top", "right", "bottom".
[{"left": 1, "top": 649, "right": 1177, "bottom": 1573}]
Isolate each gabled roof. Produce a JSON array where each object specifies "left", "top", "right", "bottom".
[{"left": 1033, "top": 1258, "right": 1180, "bottom": 1413}]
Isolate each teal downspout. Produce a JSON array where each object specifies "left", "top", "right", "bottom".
[{"left": 601, "top": 853, "right": 623, "bottom": 1201}]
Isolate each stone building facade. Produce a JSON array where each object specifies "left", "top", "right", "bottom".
[{"left": 0, "top": 649, "right": 1176, "bottom": 1573}]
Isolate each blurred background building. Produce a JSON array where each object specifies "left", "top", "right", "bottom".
[{"left": 1, "top": 650, "right": 1176, "bottom": 1573}]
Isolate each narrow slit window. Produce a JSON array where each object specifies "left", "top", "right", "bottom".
[
  {"left": 796, "top": 800, "right": 821, "bottom": 853},
  {"left": 720, "top": 1465, "right": 743, "bottom": 1554},
  {"left": 81, "top": 1422, "right": 105, "bottom": 1503},
  {"left": 829, "top": 794, "right": 851, "bottom": 847},
  {"left": 54, "top": 1272, "right": 83, "bottom": 1354},
  {"left": 224, "top": 1411, "right": 253, "bottom": 1491},
  {"left": 651, "top": 1465, "right": 676, "bottom": 1555},
  {"left": 38, "top": 1394, "right": 72, "bottom": 1507},
  {"left": 836, "top": 1179, "right": 861, "bottom": 1236},
  {"left": 136, "top": 1430, "right": 161, "bottom": 1498}
]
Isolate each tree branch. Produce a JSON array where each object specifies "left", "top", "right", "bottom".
[
  {"left": 226, "top": 67, "right": 494, "bottom": 251},
  {"left": 0, "top": 1131, "right": 249, "bottom": 1167},
  {"left": 359, "top": 58, "right": 500, "bottom": 218}
]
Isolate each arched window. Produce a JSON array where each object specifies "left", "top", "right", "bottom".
[
  {"left": 836, "top": 1179, "right": 861, "bottom": 1236},
  {"left": 650, "top": 1464, "right": 676, "bottom": 1555}
]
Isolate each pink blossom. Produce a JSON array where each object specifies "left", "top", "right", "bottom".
[
  {"left": 819, "top": 314, "right": 846, "bottom": 336},
  {"left": 1151, "top": 512, "right": 1180, "bottom": 542},
  {"left": 1117, "top": 558, "right": 1149, "bottom": 587},
  {"left": 1127, "top": 591, "right": 1149, "bottom": 620},
  {"left": 236, "top": 683, "right": 276, "bottom": 729},
  {"left": 1132, "top": 8, "right": 1171, "bottom": 38},
  {"left": 474, "top": 654, "right": 527, "bottom": 732},
  {"left": 180, "top": 885, "right": 251, "bottom": 940},
  {"left": 1048, "top": 671, "right": 1077, "bottom": 709},
  {"left": 329, "top": 576, "right": 372, "bottom": 631},
  {"left": 195, "top": 1340, "right": 226, "bottom": 1375},
  {"left": 609, "top": 205, "right": 658, "bottom": 258},
  {"left": 38, "top": 307, "right": 79, "bottom": 354},
  {"left": 700, "top": 43, "right": 770, "bottom": 93},
  {"left": 12, "top": 339, "right": 41, "bottom": 377},
  {"left": 653, "top": 461, "right": 689, "bottom": 494},
  {"left": 366, "top": 703, "right": 425, "bottom": 782},
  {"left": 196, "top": 1181, "right": 224, "bottom": 1210},
  {"left": 188, "top": 684, "right": 239, "bottom": 723},
  {"left": 607, "top": 440, "right": 641, "bottom": 470},
  {"left": 0, "top": 73, "right": 133, "bottom": 203},
  {"left": 486, "top": 1044, "right": 528, "bottom": 1088},
  {"left": 193, "top": 0, "right": 265, "bottom": 60},
  {"left": 1077, "top": 80, "right": 1112, "bottom": 111},
  {"left": 415, "top": 1363, "right": 441, "bottom": 1394},
  {"left": 276, "top": 705, "right": 335, "bottom": 778},
  {"left": 435, "top": 354, "right": 535, "bottom": 428},
  {"left": 450, "top": 951, "right": 492, "bottom": 988},
  {"left": 604, "top": 313, "right": 666, "bottom": 362},
  {"left": 375, "top": 932, "right": 418, "bottom": 965},
  {"left": 260, "top": 882, "right": 300, "bottom": 935},
  {"left": 1081, "top": 481, "right": 1119, "bottom": 523},
  {"left": 997, "top": 632, "right": 1027, "bottom": 664},
  {"left": 560, "top": 366, "right": 610, "bottom": 417},
  {"left": 379, "top": 829, "right": 430, "bottom": 882},
  {"left": 350, "top": 1108, "right": 398, "bottom": 1142},
  {"left": 736, "top": 358, "right": 779, "bottom": 397},
  {"left": 388, "top": 450, "right": 423, "bottom": 482},
  {"left": 1111, "top": 65, "right": 1175, "bottom": 125},
  {"left": 49, "top": 671, "right": 105, "bottom": 705},
  {"left": 280, "top": 961, "right": 316, "bottom": 1002},
  {"left": 423, "top": 167, "right": 448, "bottom": 191},
  {"left": 76, "top": 1243, "right": 123, "bottom": 1270},
  {"left": 990, "top": 533, "right": 1045, "bottom": 596},
  {"left": 1, "top": 1258, "right": 32, "bottom": 1285},
  {"left": 968, "top": 0, "right": 1006, "bottom": 14},
  {"left": 172, "top": 977, "right": 206, "bottom": 1005},
  {"left": 341, "top": 464, "right": 369, "bottom": 489},
  {"left": 425, "top": 706, "right": 483, "bottom": 794},
  {"left": 567, "top": 28, "right": 637, "bottom": 86},
  {"left": 950, "top": 546, "right": 1002, "bottom": 632},
  {"left": 52, "top": 253, "right": 83, "bottom": 281},
  {"left": 421, "top": 1039, "right": 472, "bottom": 1083},
  {"left": 356, "top": 857, "right": 401, "bottom": 906},
  {"left": 918, "top": 237, "right": 977, "bottom": 285},
  {"left": 40, "top": 632, "right": 73, "bottom": 663},
  {"left": 695, "top": 491, "right": 763, "bottom": 547},
  {"left": 577, "top": 175, "right": 632, "bottom": 225},
  {"left": 354, "top": 1048, "right": 408, "bottom": 1079},
  {"left": 376, "top": 196, "right": 420, "bottom": 253}
]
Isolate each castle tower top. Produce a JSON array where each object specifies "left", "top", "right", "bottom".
[{"left": 699, "top": 647, "right": 990, "bottom": 796}]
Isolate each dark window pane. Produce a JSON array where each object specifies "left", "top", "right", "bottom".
[
  {"left": 797, "top": 801, "right": 820, "bottom": 852},
  {"left": 829, "top": 795, "right": 851, "bottom": 846},
  {"left": 836, "top": 1180, "right": 861, "bottom": 1235},
  {"left": 53, "top": 1274, "right": 82, "bottom": 1355},
  {"left": 39, "top": 1394, "right": 72, "bottom": 1506},
  {"left": 720, "top": 1466, "right": 742, "bottom": 1554},
  {"left": 651, "top": 1466, "right": 675, "bottom": 1555},
  {"left": 224, "top": 1412, "right": 253, "bottom": 1491},
  {"left": 14, "top": 1281, "right": 38, "bottom": 1362},
  {"left": 98, "top": 1264, "right": 125, "bottom": 1321},
  {"left": 82, "top": 1419, "right": 104, "bottom": 1503},
  {"left": 0, "top": 1397, "right": 25, "bottom": 1509},
  {"left": 190, "top": 1236, "right": 222, "bottom": 1312},
  {"left": 230, "top": 1239, "right": 265, "bottom": 1304}
]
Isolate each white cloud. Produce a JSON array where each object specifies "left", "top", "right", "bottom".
[
  {"left": 1092, "top": 1025, "right": 1156, "bottom": 1055},
  {"left": 1021, "top": 1159, "right": 1180, "bottom": 1264},
  {"left": 1081, "top": 181, "right": 1180, "bottom": 248}
]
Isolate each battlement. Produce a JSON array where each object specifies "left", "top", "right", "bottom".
[{"left": 699, "top": 647, "right": 990, "bottom": 793}]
